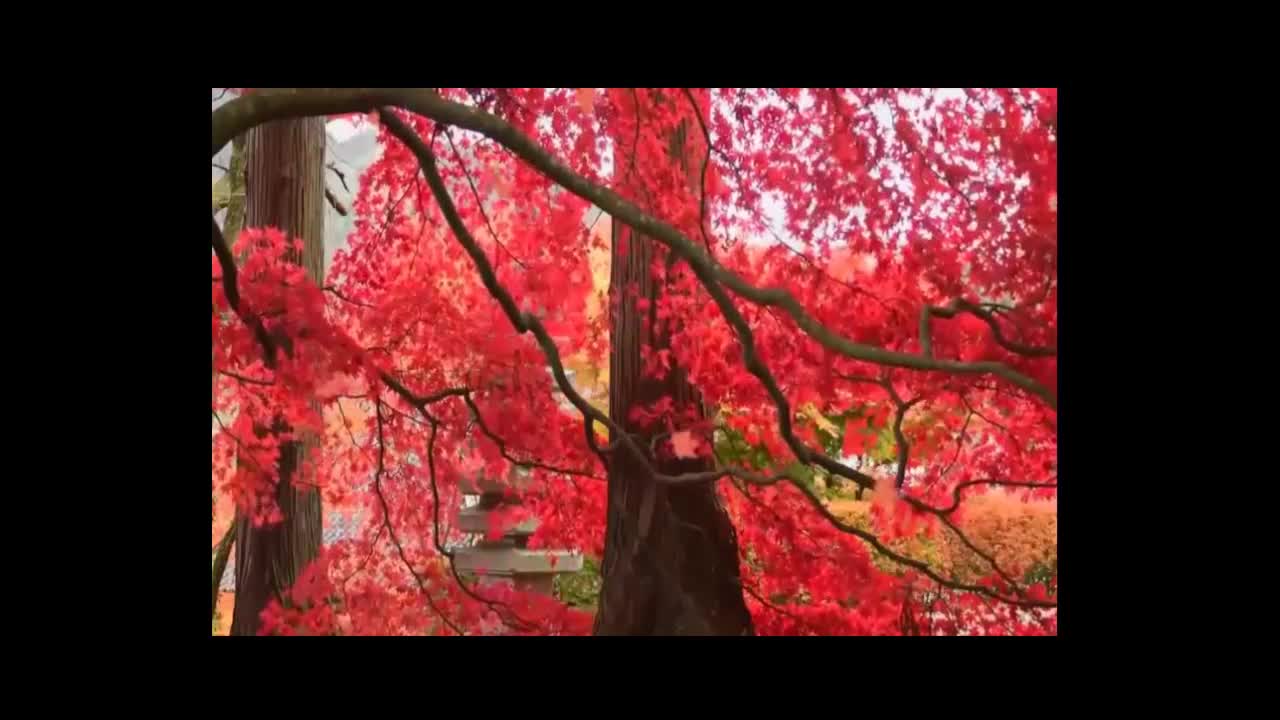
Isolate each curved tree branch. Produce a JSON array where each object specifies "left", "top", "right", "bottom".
[
  {"left": 921, "top": 298, "right": 1056, "bottom": 359},
  {"left": 371, "top": 399, "right": 464, "bottom": 635},
  {"left": 417, "top": 407, "right": 539, "bottom": 633},
  {"left": 931, "top": 479, "right": 1058, "bottom": 516},
  {"left": 444, "top": 128, "right": 527, "bottom": 269},
  {"left": 211, "top": 89, "right": 1055, "bottom": 409},
  {"left": 786, "top": 478, "right": 1053, "bottom": 609},
  {"left": 377, "top": 106, "right": 805, "bottom": 492},
  {"left": 461, "top": 393, "right": 601, "bottom": 480},
  {"left": 679, "top": 88, "right": 715, "bottom": 256},
  {"left": 212, "top": 215, "right": 278, "bottom": 365},
  {"left": 322, "top": 285, "right": 374, "bottom": 308},
  {"left": 211, "top": 90, "right": 1057, "bottom": 612},
  {"left": 376, "top": 107, "right": 1046, "bottom": 608},
  {"left": 829, "top": 374, "right": 1037, "bottom": 596}
]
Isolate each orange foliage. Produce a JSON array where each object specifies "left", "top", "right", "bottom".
[
  {"left": 939, "top": 492, "right": 1056, "bottom": 582},
  {"left": 830, "top": 490, "right": 1056, "bottom": 583}
]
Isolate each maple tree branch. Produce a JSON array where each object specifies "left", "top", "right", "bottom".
[
  {"left": 444, "top": 128, "right": 528, "bottom": 270},
  {"left": 214, "top": 93, "right": 1058, "bottom": 617},
  {"left": 380, "top": 107, "right": 875, "bottom": 498},
  {"left": 956, "top": 392, "right": 1023, "bottom": 455},
  {"left": 726, "top": 477, "right": 826, "bottom": 562},
  {"left": 892, "top": 396, "right": 924, "bottom": 490},
  {"left": 920, "top": 298, "right": 1056, "bottom": 359},
  {"left": 461, "top": 394, "right": 601, "bottom": 480},
  {"left": 932, "top": 479, "right": 1057, "bottom": 516},
  {"left": 376, "top": 108, "right": 692, "bottom": 488},
  {"left": 218, "top": 369, "right": 274, "bottom": 386},
  {"left": 211, "top": 89, "right": 1055, "bottom": 409},
  {"left": 833, "top": 371, "right": 921, "bottom": 489},
  {"left": 339, "top": 523, "right": 386, "bottom": 615},
  {"left": 212, "top": 215, "right": 278, "bottom": 365},
  {"left": 668, "top": 99, "right": 881, "bottom": 307},
  {"left": 933, "top": 409, "right": 973, "bottom": 483},
  {"left": 326, "top": 162, "right": 349, "bottom": 192},
  {"left": 878, "top": 89, "right": 979, "bottom": 217},
  {"left": 215, "top": 96, "right": 1055, "bottom": 594},
  {"left": 418, "top": 413, "right": 539, "bottom": 633},
  {"left": 680, "top": 88, "right": 716, "bottom": 256},
  {"left": 828, "top": 381, "right": 1043, "bottom": 597},
  {"left": 371, "top": 400, "right": 464, "bottom": 635},
  {"left": 322, "top": 285, "right": 374, "bottom": 308},
  {"left": 211, "top": 410, "right": 271, "bottom": 476},
  {"left": 742, "top": 582, "right": 818, "bottom": 633},
  {"left": 334, "top": 398, "right": 362, "bottom": 448},
  {"left": 361, "top": 378, "right": 546, "bottom": 632},
  {"left": 377, "top": 376, "right": 469, "bottom": 412},
  {"left": 931, "top": 509, "right": 1026, "bottom": 600},
  {"left": 785, "top": 477, "right": 1053, "bottom": 609},
  {"left": 324, "top": 186, "right": 348, "bottom": 216}
]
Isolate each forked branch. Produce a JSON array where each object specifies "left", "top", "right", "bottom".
[
  {"left": 920, "top": 298, "right": 1056, "bottom": 359},
  {"left": 210, "top": 89, "right": 1055, "bottom": 409}
]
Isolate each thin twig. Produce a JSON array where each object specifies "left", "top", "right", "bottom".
[
  {"left": 218, "top": 369, "right": 275, "bottom": 386},
  {"left": 462, "top": 394, "right": 602, "bottom": 480},
  {"left": 420, "top": 412, "right": 539, "bottom": 633},
  {"left": 371, "top": 399, "right": 464, "bottom": 635},
  {"left": 742, "top": 582, "right": 816, "bottom": 632},
  {"left": 322, "top": 285, "right": 374, "bottom": 308},
  {"left": 921, "top": 298, "right": 1056, "bottom": 359},
  {"left": 334, "top": 398, "right": 362, "bottom": 449},
  {"left": 444, "top": 128, "right": 527, "bottom": 269},
  {"left": 930, "top": 479, "right": 1057, "bottom": 516},
  {"left": 325, "top": 186, "right": 348, "bottom": 216},
  {"left": 326, "top": 162, "right": 349, "bottom": 192},
  {"left": 680, "top": 88, "right": 716, "bottom": 257}
]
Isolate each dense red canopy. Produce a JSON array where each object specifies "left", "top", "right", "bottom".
[{"left": 212, "top": 88, "right": 1057, "bottom": 635}]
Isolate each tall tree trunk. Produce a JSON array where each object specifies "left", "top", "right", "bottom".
[
  {"left": 593, "top": 94, "right": 754, "bottom": 635},
  {"left": 230, "top": 116, "right": 326, "bottom": 636}
]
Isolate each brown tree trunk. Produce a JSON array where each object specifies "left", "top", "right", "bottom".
[
  {"left": 230, "top": 117, "right": 325, "bottom": 636},
  {"left": 593, "top": 99, "right": 754, "bottom": 636}
]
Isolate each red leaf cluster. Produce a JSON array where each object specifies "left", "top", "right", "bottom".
[{"left": 213, "top": 88, "right": 1056, "bottom": 635}]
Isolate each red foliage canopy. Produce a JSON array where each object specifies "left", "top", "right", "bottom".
[{"left": 212, "top": 88, "right": 1057, "bottom": 636}]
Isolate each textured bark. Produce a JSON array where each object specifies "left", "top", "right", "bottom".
[
  {"left": 593, "top": 106, "right": 753, "bottom": 636},
  {"left": 231, "top": 117, "right": 325, "bottom": 636}
]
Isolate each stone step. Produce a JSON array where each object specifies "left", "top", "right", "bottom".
[
  {"left": 452, "top": 547, "right": 583, "bottom": 576},
  {"left": 457, "top": 509, "right": 539, "bottom": 537}
]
